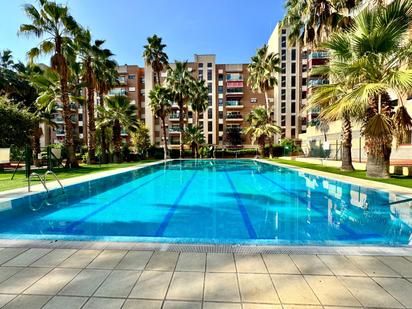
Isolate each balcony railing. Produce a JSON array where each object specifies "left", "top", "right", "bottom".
[
  {"left": 169, "top": 127, "right": 181, "bottom": 133},
  {"left": 109, "top": 88, "right": 127, "bottom": 96},
  {"left": 226, "top": 101, "right": 243, "bottom": 107},
  {"left": 307, "top": 79, "right": 329, "bottom": 88},
  {"left": 226, "top": 113, "right": 243, "bottom": 120},
  {"left": 308, "top": 51, "right": 329, "bottom": 60},
  {"left": 169, "top": 114, "right": 180, "bottom": 120},
  {"left": 226, "top": 88, "right": 243, "bottom": 94}
]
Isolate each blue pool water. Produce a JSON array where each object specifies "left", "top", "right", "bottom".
[{"left": 0, "top": 160, "right": 411, "bottom": 246}]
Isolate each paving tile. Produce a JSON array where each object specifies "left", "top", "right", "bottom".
[
  {"left": 340, "top": 276, "right": 402, "bottom": 308},
  {"left": 242, "top": 304, "right": 282, "bottom": 309},
  {"left": 23, "top": 268, "right": 81, "bottom": 295},
  {"left": 58, "top": 269, "right": 110, "bottom": 296},
  {"left": 271, "top": 274, "right": 320, "bottom": 305},
  {"left": 86, "top": 250, "right": 126, "bottom": 269},
  {"left": 238, "top": 273, "right": 280, "bottom": 304},
  {"left": 0, "top": 248, "right": 27, "bottom": 265},
  {"left": 0, "top": 295, "right": 16, "bottom": 307},
  {"left": 262, "top": 254, "right": 300, "bottom": 274},
  {"left": 3, "top": 248, "right": 51, "bottom": 267},
  {"left": 116, "top": 251, "right": 152, "bottom": 270},
  {"left": 58, "top": 250, "right": 101, "bottom": 268},
  {"left": 290, "top": 255, "right": 332, "bottom": 275},
  {"left": 235, "top": 254, "right": 267, "bottom": 273},
  {"left": 283, "top": 306, "right": 322, "bottom": 309},
  {"left": 162, "top": 300, "right": 201, "bottom": 309},
  {"left": 347, "top": 255, "right": 400, "bottom": 277},
  {"left": 318, "top": 255, "right": 365, "bottom": 276},
  {"left": 30, "top": 249, "right": 76, "bottom": 267},
  {"left": 0, "top": 267, "right": 50, "bottom": 294},
  {"left": 42, "top": 296, "right": 88, "bottom": 309},
  {"left": 129, "top": 270, "right": 173, "bottom": 299},
  {"left": 166, "top": 271, "right": 204, "bottom": 300},
  {"left": 405, "top": 256, "right": 412, "bottom": 263},
  {"left": 373, "top": 277, "right": 412, "bottom": 308},
  {"left": 175, "top": 252, "right": 206, "bottom": 272},
  {"left": 0, "top": 267, "right": 23, "bottom": 284},
  {"left": 304, "top": 275, "right": 361, "bottom": 307},
  {"left": 203, "top": 302, "right": 242, "bottom": 309},
  {"left": 82, "top": 297, "right": 124, "bottom": 309},
  {"left": 145, "top": 251, "right": 179, "bottom": 271},
  {"left": 206, "top": 253, "right": 236, "bottom": 273},
  {"left": 122, "top": 299, "right": 162, "bottom": 309},
  {"left": 2, "top": 295, "right": 50, "bottom": 309},
  {"left": 204, "top": 272, "right": 240, "bottom": 302},
  {"left": 94, "top": 270, "right": 140, "bottom": 298},
  {"left": 378, "top": 256, "right": 412, "bottom": 277}
]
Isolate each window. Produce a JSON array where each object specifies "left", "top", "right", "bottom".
[
  {"left": 291, "top": 128, "right": 296, "bottom": 137},
  {"left": 188, "top": 111, "right": 193, "bottom": 118},
  {"left": 79, "top": 126, "right": 83, "bottom": 134},
  {"left": 291, "top": 49, "right": 296, "bottom": 61},
  {"left": 302, "top": 91, "right": 307, "bottom": 99},
  {"left": 281, "top": 115, "right": 286, "bottom": 126},
  {"left": 219, "top": 111, "right": 223, "bottom": 119},
  {"left": 208, "top": 83, "right": 213, "bottom": 93},
  {"left": 208, "top": 121, "right": 213, "bottom": 131},
  {"left": 291, "top": 115, "right": 296, "bottom": 126},
  {"left": 291, "top": 101, "right": 296, "bottom": 113},
  {"left": 207, "top": 70, "right": 213, "bottom": 80},
  {"left": 281, "top": 89, "right": 286, "bottom": 101},
  {"left": 291, "top": 89, "right": 296, "bottom": 100},
  {"left": 281, "top": 50, "right": 286, "bottom": 61},
  {"left": 128, "top": 74, "right": 135, "bottom": 79},
  {"left": 291, "top": 76, "right": 296, "bottom": 87},
  {"left": 281, "top": 102, "right": 286, "bottom": 114},
  {"left": 250, "top": 98, "right": 257, "bottom": 103},
  {"left": 218, "top": 98, "right": 224, "bottom": 106},
  {"left": 281, "top": 28, "right": 287, "bottom": 34},
  {"left": 208, "top": 134, "right": 212, "bottom": 144},
  {"left": 281, "top": 36, "right": 286, "bottom": 48},
  {"left": 198, "top": 63, "right": 203, "bottom": 68},
  {"left": 208, "top": 108, "right": 212, "bottom": 118},
  {"left": 302, "top": 78, "right": 307, "bottom": 85},
  {"left": 281, "top": 76, "right": 286, "bottom": 87},
  {"left": 198, "top": 71, "right": 203, "bottom": 80},
  {"left": 140, "top": 77, "right": 144, "bottom": 84},
  {"left": 208, "top": 95, "right": 213, "bottom": 106},
  {"left": 78, "top": 114, "right": 83, "bottom": 121},
  {"left": 128, "top": 87, "right": 136, "bottom": 92},
  {"left": 291, "top": 62, "right": 296, "bottom": 74},
  {"left": 219, "top": 124, "right": 223, "bottom": 131},
  {"left": 218, "top": 86, "right": 223, "bottom": 94},
  {"left": 140, "top": 89, "right": 145, "bottom": 95},
  {"left": 207, "top": 62, "right": 212, "bottom": 68},
  {"left": 281, "top": 62, "right": 286, "bottom": 74},
  {"left": 218, "top": 73, "right": 224, "bottom": 81}
]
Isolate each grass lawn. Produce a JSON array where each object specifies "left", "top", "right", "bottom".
[
  {"left": 268, "top": 158, "right": 412, "bottom": 189},
  {"left": 0, "top": 160, "right": 157, "bottom": 192}
]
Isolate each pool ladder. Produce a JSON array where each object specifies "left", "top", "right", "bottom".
[{"left": 28, "top": 170, "right": 64, "bottom": 192}]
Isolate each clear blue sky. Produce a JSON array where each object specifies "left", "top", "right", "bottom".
[{"left": 0, "top": 0, "right": 285, "bottom": 66}]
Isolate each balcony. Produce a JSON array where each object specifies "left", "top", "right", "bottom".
[
  {"left": 226, "top": 87, "right": 244, "bottom": 97},
  {"left": 307, "top": 79, "right": 329, "bottom": 88},
  {"left": 308, "top": 51, "right": 329, "bottom": 60},
  {"left": 226, "top": 73, "right": 243, "bottom": 81},
  {"left": 226, "top": 113, "right": 243, "bottom": 121},
  {"left": 169, "top": 114, "right": 180, "bottom": 121},
  {"left": 169, "top": 127, "right": 181, "bottom": 134},
  {"left": 54, "top": 116, "right": 64, "bottom": 123},
  {"left": 55, "top": 129, "right": 65, "bottom": 136},
  {"left": 226, "top": 101, "right": 243, "bottom": 109},
  {"left": 121, "top": 128, "right": 128, "bottom": 136},
  {"left": 109, "top": 88, "right": 127, "bottom": 96}
]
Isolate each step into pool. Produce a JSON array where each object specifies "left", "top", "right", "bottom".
[{"left": 0, "top": 160, "right": 411, "bottom": 246}]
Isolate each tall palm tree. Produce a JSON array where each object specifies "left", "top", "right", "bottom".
[
  {"left": 319, "top": 0, "right": 412, "bottom": 178},
  {"left": 0, "top": 50, "right": 14, "bottom": 69},
  {"left": 77, "top": 29, "right": 113, "bottom": 164},
  {"left": 243, "top": 106, "right": 281, "bottom": 157},
  {"left": 165, "top": 61, "right": 195, "bottom": 158},
  {"left": 143, "top": 34, "right": 169, "bottom": 85},
  {"left": 97, "top": 95, "right": 137, "bottom": 163},
  {"left": 19, "top": 0, "right": 80, "bottom": 167},
  {"left": 247, "top": 45, "right": 280, "bottom": 112},
  {"left": 149, "top": 84, "right": 173, "bottom": 160},
  {"left": 183, "top": 126, "right": 205, "bottom": 158},
  {"left": 190, "top": 79, "right": 209, "bottom": 126}
]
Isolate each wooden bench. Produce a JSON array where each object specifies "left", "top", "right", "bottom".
[{"left": 390, "top": 160, "right": 412, "bottom": 176}]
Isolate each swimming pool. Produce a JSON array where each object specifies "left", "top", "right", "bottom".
[{"left": 0, "top": 160, "right": 411, "bottom": 246}]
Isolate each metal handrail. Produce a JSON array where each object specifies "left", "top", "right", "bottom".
[
  {"left": 44, "top": 170, "right": 64, "bottom": 191},
  {"left": 28, "top": 172, "right": 48, "bottom": 192}
]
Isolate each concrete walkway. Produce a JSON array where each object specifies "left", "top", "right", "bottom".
[{"left": 0, "top": 247, "right": 412, "bottom": 308}]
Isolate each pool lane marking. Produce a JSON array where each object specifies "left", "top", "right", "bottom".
[
  {"left": 255, "top": 172, "right": 382, "bottom": 239},
  {"left": 155, "top": 171, "right": 199, "bottom": 237},
  {"left": 223, "top": 170, "right": 257, "bottom": 239},
  {"left": 61, "top": 172, "right": 165, "bottom": 233}
]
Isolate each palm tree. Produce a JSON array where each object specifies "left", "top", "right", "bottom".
[
  {"left": 94, "top": 54, "right": 117, "bottom": 163},
  {"left": 243, "top": 106, "right": 281, "bottom": 157},
  {"left": 165, "top": 61, "right": 195, "bottom": 158},
  {"left": 183, "top": 126, "right": 205, "bottom": 158},
  {"left": 19, "top": 0, "right": 80, "bottom": 167},
  {"left": 247, "top": 45, "right": 280, "bottom": 111},
  {"left": 190, "top": 79, "right": 209, "bottom": 126},
  {"left": 319, "top": 0, "right": 412, "bottom": 178},
  {"left": 97, "top": 95, "right": 137, "bottom": 163},
  {"left": 149, "top": 84, "right": 173, "bottom": 160},
  {"left": 77, "top": 29, "right": 114, "bottom": 164},
  {"left": 0, "top": 50, "right": 14, "bottom": 69},
  {"left": 143, "top": 34, "right": 169, "bottom": 85}
]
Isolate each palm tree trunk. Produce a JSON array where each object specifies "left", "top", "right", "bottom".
[
  {"left": 60, "top": 61, "right": 78, "bottom": 168},
  {"left": 113, "top": 119, "right": 121, "bottom": 163},
  {"left": 161, "top": 117, "right": 168, "bottom": 160},
  {"left": 99, "top": 93, "right": 109, "bottom": 163},
  {"left": 341, "top": 114, "right": 354, "bottom": 172},
  {"left": 179, "top": 100, "right": 184, "bottom": 158},
  {"left": 366, "top": 92, "right": 392, "bottom": 178},
  {"left": 264, "top": 90, "right": 269, "bottom": 111},
  {"left": 87, "top": 78, "right": 96, "bottom": 164},
  {"left": 258, "top": 136, "right": 265, "bottom": 157}
]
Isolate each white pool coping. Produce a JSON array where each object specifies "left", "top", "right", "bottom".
[{"left": 0, "top": 158, "right": 411, "bottom": 255}]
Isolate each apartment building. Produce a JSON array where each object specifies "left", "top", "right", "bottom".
[
  {"left": 144, "top": 54, "right": 267, "bottom": 148},
  {"left": 267, "top": 23, "right": 304, "bottom": 141}
]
